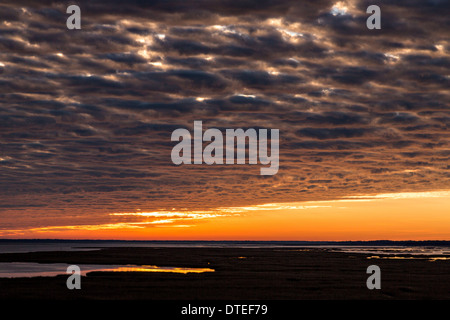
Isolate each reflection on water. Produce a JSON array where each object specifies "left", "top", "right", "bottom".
[
  {"left": 367, "top": 255, "right": 450, "bottom": 261},
  {"left": 106, "top": 265, "right": 214, "bottom": 274},
  {"left": 429, "top": 257, "right": 450, "bottom": 261},
  {"left": 0, "top": 262, "right": 214, "bottom": 278},
  {"left": 332, "top": 246, "right": 450, "bottom": 256},
  {"left": 333, "top": 246, "right": 450, "bottom": 262}
]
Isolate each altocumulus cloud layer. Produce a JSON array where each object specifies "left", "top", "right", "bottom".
[{"left": 0, "top": 0, "right": 449, "bottom": 231}]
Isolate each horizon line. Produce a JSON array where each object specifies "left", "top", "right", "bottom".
[{"left": 1, "top": 239, "right": 449, "bottom": 243}]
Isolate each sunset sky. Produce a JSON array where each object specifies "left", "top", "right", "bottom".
[{"left": 0, "top": 0, "right": 449, "bottom": 240}]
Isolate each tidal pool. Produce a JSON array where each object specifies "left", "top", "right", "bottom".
[{"left": 0, "top": 262, "right": 214, "bottom": 278}]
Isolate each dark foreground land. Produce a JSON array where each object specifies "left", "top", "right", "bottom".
[{"left": 0, "top": 247, "right": 448, "bottom": 299}]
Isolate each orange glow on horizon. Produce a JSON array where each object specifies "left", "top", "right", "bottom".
[{"left": 1, "top": 191, "right": 449, "bottom": 241}]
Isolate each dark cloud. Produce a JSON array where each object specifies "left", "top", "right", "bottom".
[
  {"left": 296, "top": 127, "right": 370, "bottom": 139},
  {"left": 0, "top": 0, "right": 449, "bottom": 230}
]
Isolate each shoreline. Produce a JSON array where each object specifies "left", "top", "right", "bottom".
[{"left": 0, "top": 247, "right": 448, "bottom": 299}]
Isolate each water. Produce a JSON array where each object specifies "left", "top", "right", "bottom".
[
  {"left": 0, "top": 262, "right": 214, "bottom": 278},
  {"left": 0, "top": 242, "right": 102, "bottom": 254},
  {"left": 328, "top": 246, "right": 450, "bottom": 261},
  {"left": 0, "top": 240, "right": 292, "bottom": 253},
  {"left": 328, "top": 246, "right": 450, "bottom": 256},
  {"left": 0, "top": 240, "right": 448, "bottom": 277},
  {"left": 1, "top": 240, "right": 449, "bottom": 254}
]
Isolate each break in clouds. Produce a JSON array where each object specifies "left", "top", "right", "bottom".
[{"left": 0, "top": 0, "right": 449, "bottom": 231}]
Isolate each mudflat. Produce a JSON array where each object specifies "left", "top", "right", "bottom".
[{"left": 0, "top": 247, "right": 448, "bottom": 300}]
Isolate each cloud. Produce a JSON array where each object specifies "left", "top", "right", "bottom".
[
  {"left": 0, "top": 0, "right": 449, "bottom": 232},
  {"left": 296, "top": 127, "right": 371, "bottom": 139}
]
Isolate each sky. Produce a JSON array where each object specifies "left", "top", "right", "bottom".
[{"left": 0, "top": 0, "right": 449, "bottom": 240}]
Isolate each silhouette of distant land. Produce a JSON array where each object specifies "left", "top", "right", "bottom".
[{"left": 0, "top": 239, "right": 449, "bottom": 246}]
